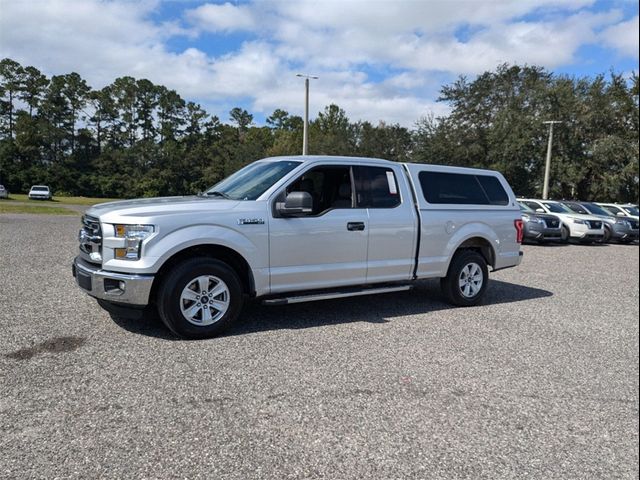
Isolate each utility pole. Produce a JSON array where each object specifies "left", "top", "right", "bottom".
[
  {"left": 296, "top": 73, "right": 318, "bottom": 155},
  {"left": 542, "top": 120, "right": 562, "bottom": 199}
]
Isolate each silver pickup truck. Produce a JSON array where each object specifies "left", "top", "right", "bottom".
[{"left": 73, "top": 156, "right": 523, "bottom": 338}]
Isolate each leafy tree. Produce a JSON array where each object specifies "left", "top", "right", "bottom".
[
  {"left": 0, "top": 58, "right": 26, "bottom": 138},
  {"left": 0, "top": 57, "right": 636, "bottom": 203}
]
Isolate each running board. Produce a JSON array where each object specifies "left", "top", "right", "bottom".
[{"left": 262, "top": 285, "right": 412, "bottom": 306}]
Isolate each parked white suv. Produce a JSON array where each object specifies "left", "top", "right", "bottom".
[
  {"left": 73, "top": 156, "right": 524, "bottom": 339},
  {"left": 520, "top": 199, "right": 605, "bottom": 243},
  {"left": 28, "top": 185, "right": 52, "bottom": 200}
]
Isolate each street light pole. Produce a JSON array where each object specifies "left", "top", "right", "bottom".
[
  {"left": 542, "top": 120, "right": 562, "bottom": 199},
  {"left": 296, "top": 73, "right": 318, "bottom": 155}
]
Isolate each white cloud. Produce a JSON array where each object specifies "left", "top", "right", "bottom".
[
  {"left": 0, "top": 0, "right": 637, "bottom": 127},
  {"left": 599, "top": 15, "right": 639, "bottom": 59},
  {"left": 186, "top": 2, "right": 256, "bottom": 32}
]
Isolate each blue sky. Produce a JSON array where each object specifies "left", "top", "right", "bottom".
[{"left": 1, "top": 0, "right": 638, "bottom": 126}]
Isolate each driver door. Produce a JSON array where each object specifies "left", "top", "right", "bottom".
[{"left": 268, "top": 164, "right": 368, "bottom": 294}]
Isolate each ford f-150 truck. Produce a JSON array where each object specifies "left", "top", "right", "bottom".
[{"left": 73, "top": 156, "right": 524, "bottom": 339}]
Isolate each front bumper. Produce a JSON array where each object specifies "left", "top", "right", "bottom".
[
  {"left": 611, "top": 225, "right": 638, "bottom": 241},
  {"left": 523, "top": 224, "right": 563, "bottom": 242},
  {"left": 72, "top": 256, "right": 154, "bottom": 306}
]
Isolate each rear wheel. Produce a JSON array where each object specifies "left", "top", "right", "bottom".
[
  {"left": 560, "top": 225, "right": 570, "bottom": 242},
  {"left": 157, "top": 257, "right": 243, "bottom": 339},
  {"left": 440, "top": 250, "right": 489, "bottom": 306},
  {"left": 602, "top": 226, "right": 611, "bottom": 243}
]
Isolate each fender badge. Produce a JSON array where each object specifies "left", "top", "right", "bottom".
[{"left": 238, "top": 218, "right": 265, "bottom": 225}]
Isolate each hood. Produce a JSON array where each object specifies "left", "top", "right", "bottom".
[
  {"left": 86, "top": 195, "right": 241, "bottom": 220},
  {"left": 586, "top": 213, "right": 618, "bottom": 222}
]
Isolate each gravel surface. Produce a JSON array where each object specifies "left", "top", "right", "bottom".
[{"left": 1, "top": 213, "right": 638, "bottom": 479}]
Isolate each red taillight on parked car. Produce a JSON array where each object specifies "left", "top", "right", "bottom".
[{"left": 514, "top": 219, "right": 524, "bottom": 244}]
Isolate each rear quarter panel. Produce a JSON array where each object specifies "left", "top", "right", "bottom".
[{"left": 403, "top": 163, "right": 522, "bottom": 278}]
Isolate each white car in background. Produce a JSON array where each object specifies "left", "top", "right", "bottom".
[
  {"left": 28, "top": 185, "right": 52, "bottom": 200},
  {"left": 597, "top": 203, "right": 639, "bottom": 220},
  {"left": 520, "top": 199, "right": 605, "bottom": 243},
  {"left": 0, "top": 184, "right": 8, "bottom": 199}
]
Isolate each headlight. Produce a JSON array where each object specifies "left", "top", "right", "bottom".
[
  {"left": 114, "top": 224, "right": 154, "bottom": 260},
  {"left": 522, "top": 215, "right": 543, "bottom": 225},
  {"left": 615, "top": 218, "right": 630, "bottom": 228},
  {"left": 571, "top": 217, "right": 587, "bottom": 224}
]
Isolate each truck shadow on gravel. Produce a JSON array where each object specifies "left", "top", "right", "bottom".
[{"left": 109, "top": 279, "right": 553, "bottom": 340}]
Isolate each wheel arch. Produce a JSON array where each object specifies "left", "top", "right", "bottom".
[
  {"left": 446, "top": 236, "right": 496, "bottom": 274},
  {"left": 149, "top": 244, "right": 256, "bottom": 305}
]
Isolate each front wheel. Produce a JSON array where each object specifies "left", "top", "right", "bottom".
[
  {"left": 440, "top": 250, "right": 489, "bottom": 306},
  {"left": 157, "top": 257, "right": 243, "bottom": 339},
  {"left": 560, "top": 225, "right": 570, "bottom": 242}
]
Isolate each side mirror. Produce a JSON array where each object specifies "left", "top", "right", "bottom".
[
  {"left": 535, "top": 208, "right": 545, "bottom": 213},
  {"left": 276, "top": 191, "right": 313, "bottom": 216},
  {"left": 616, "top": 212, "right": 626, "bottom": 217}
]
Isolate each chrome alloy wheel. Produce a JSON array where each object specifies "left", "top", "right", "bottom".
[
  {"left": 458, "top": 262, "right": 483, "bottom": 298},
  {"left": 180, "top": 275, "right": 230, "bottom": 326}
]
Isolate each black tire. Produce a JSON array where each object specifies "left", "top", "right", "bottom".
[
  {"left": 560, "top": 225, "right": 570, "bottom": 243},
  {"left": 602, "top": 226, "right": 611, "bottom": 243},
  {"left": 157, "top": 257, "right": 243, "bottom": 339},
  {"left": 440, "top": 250, "right": 489, "bottom": 307}
]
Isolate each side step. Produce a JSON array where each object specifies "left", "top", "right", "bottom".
[{"left": 262, "top": 285, "right": 412, "bottom": 306}]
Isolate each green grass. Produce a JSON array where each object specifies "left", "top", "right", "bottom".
[
  {"left": 0, "top": 203, "right": 78, "bottom": 215},
  {"left": 8, "top": 194, "right": 121, "bottom": 205}
]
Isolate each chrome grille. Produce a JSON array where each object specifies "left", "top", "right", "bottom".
[{"left": 79, "top": 215, "right": 102, "bottom": 263}]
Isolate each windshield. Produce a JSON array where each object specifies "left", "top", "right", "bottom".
[
  {"left": 205, "top": 160, "right": 301, "bottom": 200},
  {"left": 32, "top": 186, "right": 49, "bottom": 191},
  {"left": 562, "top": 202, "right": 589, "bottom": 214},
  {"left": 518, "top": 202, "right": 534, "bottom": 213},
  {"left": 582, "top": 203, "right": 611, "bottom": 216},
  {"left": 600, "top": 205, "right": 623, "bottom": 216},
  {"left": 543, "top": 202, "right": 571, "bottom": 214},
  {"left": 623, "top": 206, "right": 639, "bottom": 215}
]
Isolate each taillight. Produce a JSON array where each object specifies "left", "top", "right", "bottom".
[{"left": 514, "top": 219, "right": 524, "bottom": 244}]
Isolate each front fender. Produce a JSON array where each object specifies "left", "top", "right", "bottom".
[{"left": 102, "top": 224, "right": 267, "bottom": 276}]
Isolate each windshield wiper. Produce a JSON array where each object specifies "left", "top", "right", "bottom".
[{"left": 205, "top": 191, "right": 231, "bottom": 199}]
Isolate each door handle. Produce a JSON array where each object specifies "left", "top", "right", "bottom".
[{"left": 347, "top": 222, "right": 365, "bottom": 231}]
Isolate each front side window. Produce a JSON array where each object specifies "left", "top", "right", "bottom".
[
  {"left": 285, "top": 165, "right": 353, "bottom": 215},
  {"left": 623, "top": 206, "right": 639, "bottom": 215},
  {"left": 354, "top": 166, "right": 400, "bottom": 208},
  {"left": 205, "top": 160, "right": 301, "bottom": 200}
]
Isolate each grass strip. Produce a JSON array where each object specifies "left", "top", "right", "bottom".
[
  {"left": 7, "top": 194, "right": 120, "bottom": 205},
  {"left": 0, "top": 203, "right": 78, "bottom": 215}
]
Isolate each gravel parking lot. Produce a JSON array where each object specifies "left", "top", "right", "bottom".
[{"left": 1, "top": 213, "right": 638, "bottom": 479}]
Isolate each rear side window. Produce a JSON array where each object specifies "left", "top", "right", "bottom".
[
  {"left": 354, "top": 166, "right": 400, "bottom": 208},
  {"left": 418, "top": 171, "right": 509, "bottom": 206},
  {"left": 476, "top": 176, "right": 509, "bottom": 205}
]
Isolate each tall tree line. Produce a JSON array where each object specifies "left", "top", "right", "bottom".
[{"left": 0, "top": 59, "right": 637, "bottom": 201}]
